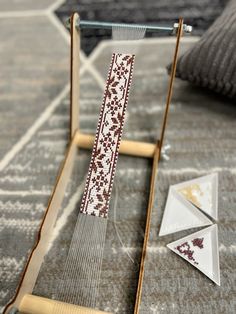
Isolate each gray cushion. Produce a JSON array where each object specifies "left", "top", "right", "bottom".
[{"left": 169, "top": 0, "right": 236, "bottom": 98}]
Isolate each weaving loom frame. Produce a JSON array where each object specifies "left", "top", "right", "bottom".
[{"left": 4, "top": 12, "right": 184, "bottom": 314}]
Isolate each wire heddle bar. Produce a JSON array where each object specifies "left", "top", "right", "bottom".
[{"left": 65, "top": 18, "right": 193, "bottom": 34}]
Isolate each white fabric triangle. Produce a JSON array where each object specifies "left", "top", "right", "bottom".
[
  {"left": 159, "top": 188, "right": 212, "bottom": 236},
  {"left": 172, "top": 173, "right": 218, "bottom": 220},
  {"left": 167, "top": 224, "right": 220, "bottom": 285}
]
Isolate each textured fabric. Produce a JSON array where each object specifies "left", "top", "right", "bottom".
[
  {"left": 170, "top": 0, "right": 236, "bottom": 98},
  {"left": 80, "top": 53, "right": 135, "bottom": 218}
]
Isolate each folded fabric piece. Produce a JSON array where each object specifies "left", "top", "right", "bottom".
[
  {"left": 167, "top": 224, "right": 220, "bottom": 285},
  {"left": 168, "top": 0, "right": 236, "bottom": 98}
]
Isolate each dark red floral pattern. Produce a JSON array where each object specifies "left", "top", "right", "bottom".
[{"left": 80, "top": 53, "right": 135, "bottom": 218}]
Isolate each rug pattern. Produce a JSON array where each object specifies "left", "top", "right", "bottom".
[{"left": 1, "top": 38, "right": 236, "bottom": 313}]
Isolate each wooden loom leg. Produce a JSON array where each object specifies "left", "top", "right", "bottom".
[
  {"left": 134, "top": 19, "right": 184, "bottom": 314},
  {"left": 70, "top": 12, "right": 80, "bottom": 138},
  {"left": 134, "top": 145, "right": 159, "bottom": 314},
  {"left": 3, "top": 136, "right": 78, "bottom": 314},
  {"left": 4, "top": 14, "right": 81, "bottom": 313}
]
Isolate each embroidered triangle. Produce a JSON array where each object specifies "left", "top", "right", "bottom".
[
  {"left": 167, "top": 224, "right": 220, "bottom": 285},
  {"left": 159, "top": 188, "right": 212, "bottom": 236},
  {"left": 172, "top": 173, "right": 218, "bottom": 220}
]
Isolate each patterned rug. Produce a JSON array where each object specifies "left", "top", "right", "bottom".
[
  {"left": 1, "top": 36, "right": 236, "bottom": 313},
  {"left": 0, "top": 1, "right": 235, "bottom": 314}
]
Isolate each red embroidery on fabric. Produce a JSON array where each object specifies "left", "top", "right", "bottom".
[
  {"left": 192, "top": 237, "right": 204, "bottom": 249},
  {"left": 80, "top": 53, "right": 135, "bottom": 218},
  {"left": 175, "top": 242, "right": 199, "bottom": 265}
]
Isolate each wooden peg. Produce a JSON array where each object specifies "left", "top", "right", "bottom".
[
  {"left": 75, "top": 132, "right": 156, "bottom": 158},
  {"left": 19, "top": 294, "right": 112, "bottom": 314},
  {"left": 70, "top": 12, "right": 80, "bottom": 138}
]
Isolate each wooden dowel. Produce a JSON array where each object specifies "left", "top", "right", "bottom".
[
  {"left": 75, "top": 132, "right": 156, "bottom": 158},
  {"left": 70, "top": 12, "right": 80, "bottom": 138},
  {"left": 134, "top": 145, "right": 159, "bottom": 314},
  {"left": 134, "top": 19, "right": 184, "bottom": 313},
  {"left": 158, "top": 18, "right": 183, "bottom": 160},
  {"left": 19, "top": 294, "right": 111, "bottom": 314}
]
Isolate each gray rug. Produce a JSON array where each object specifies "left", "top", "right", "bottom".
[{"left": 1, "top": 37, "right": 236, "bottom": 314}]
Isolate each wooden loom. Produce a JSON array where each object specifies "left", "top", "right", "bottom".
[{"left": 4, "top": 13, "right": 188, "bottom": 314}]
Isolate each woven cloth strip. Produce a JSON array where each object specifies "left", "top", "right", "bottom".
[{"left": 80, "top": 53, "right": 135, "bottom": 218}]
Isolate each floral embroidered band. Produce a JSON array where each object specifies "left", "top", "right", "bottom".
[{"left": 80, "top": 53, "right": 135, "bottom": 218}]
